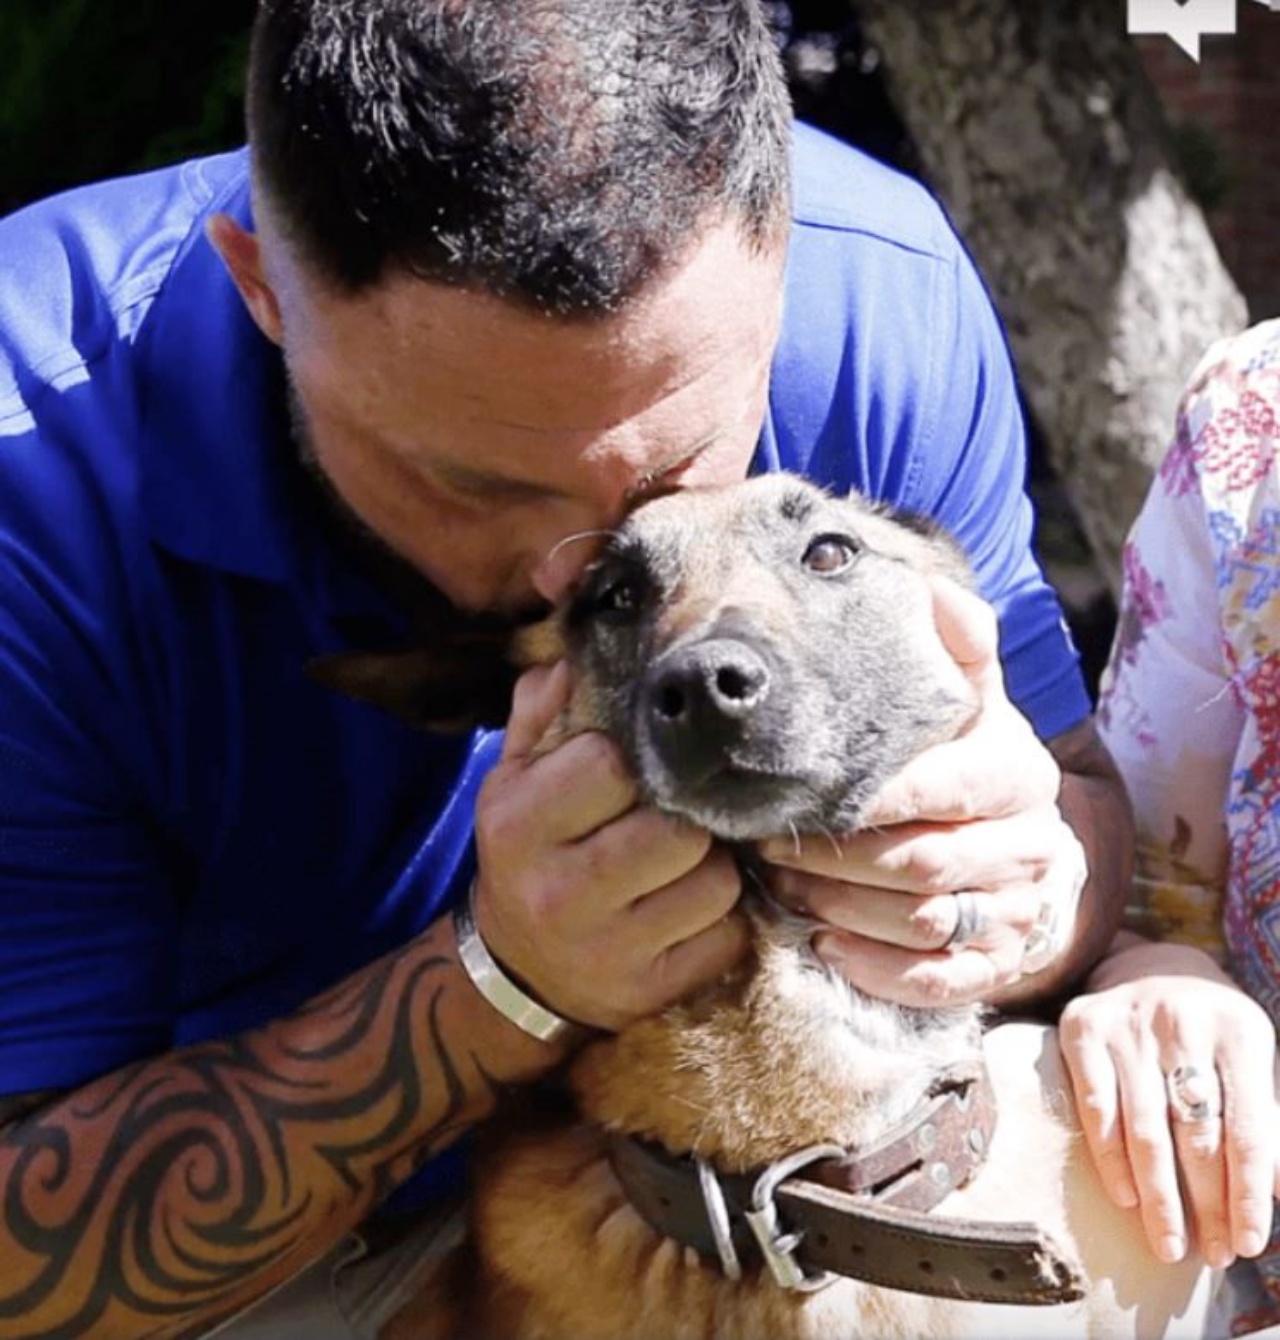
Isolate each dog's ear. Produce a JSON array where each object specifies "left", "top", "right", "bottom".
[
  {"left": 305, "top": 612, "right": 569, "bottom": 734},
  {"left": 305, "top": 646, "right": 519, "bottom": 733},
  {"left": 510, "top": 614, "right": 568, "bottom": 669}
]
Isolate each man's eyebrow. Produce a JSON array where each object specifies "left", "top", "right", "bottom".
[
  {"left": 430, "top": 437, "right": 720, "bottom": 503},
  {"left": 431, "top": 462, "right": 555, "bottom": 499}
]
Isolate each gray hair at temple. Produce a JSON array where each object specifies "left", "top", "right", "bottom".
[{"left": 246, "top": 0, "right": 793, "bottom": 313}]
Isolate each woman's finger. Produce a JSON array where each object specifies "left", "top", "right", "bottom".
[
  {"left": 1163, "top": 1061, "right": 1231, "bottom": 1267},
  {"left": 1219, "top": 1030, "right": 1280, "bottom": 1259},
  {"left": 1058, "top": 1005, "right": 1139, "bottom": 1209},
  {"left": 1116, "top": 1046, "right": 1189, "bottom": 1263}
]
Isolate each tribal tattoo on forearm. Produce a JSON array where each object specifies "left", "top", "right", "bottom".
[{"left": 0, "top": 921, "right": 506, "bottom": 1339}]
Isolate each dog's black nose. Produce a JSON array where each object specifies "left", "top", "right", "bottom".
[
  {"left": 651, "top": 641, "right": 770, "bottom": 722},
  {"left": 644, "top": 638, "right": 772, "bottom": 779}
]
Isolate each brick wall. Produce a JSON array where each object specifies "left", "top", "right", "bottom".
[{"left": 1136, "top": 4, "right": 1280, "bottom": 320}]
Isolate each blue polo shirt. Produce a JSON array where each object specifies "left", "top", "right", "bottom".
[{"left": 0, "top": 123, "right": 1088, "bottom": 1206}]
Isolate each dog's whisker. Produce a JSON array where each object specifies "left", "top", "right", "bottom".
[{"left": 809, "top": 819, "right": 843, "bottom": 862}]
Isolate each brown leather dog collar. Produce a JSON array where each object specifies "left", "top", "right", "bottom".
[{"left": 606, "top": 1059, "right": 1085, "bottom": 1306}]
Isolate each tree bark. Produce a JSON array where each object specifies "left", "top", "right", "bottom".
[{"left": 850, "top": 0, "right": 1247, "bottom": 589}]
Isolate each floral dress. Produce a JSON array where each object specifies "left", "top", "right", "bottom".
[{"left": 1097, "top": 319, "right": 1280, "bottom": 1335}]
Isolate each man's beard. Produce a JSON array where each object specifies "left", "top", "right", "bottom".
[{"left": 285, "top": 377, "right": 548, "bottom": 634}]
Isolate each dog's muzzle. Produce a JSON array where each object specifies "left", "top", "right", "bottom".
[{"left": 642, "top": 635, "right": 778, "bottom": 783}]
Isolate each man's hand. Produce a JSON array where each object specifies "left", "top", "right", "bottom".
[
  {"left": 472, "top": 661, "right": 748, "bottom": 1033},
  {"left": 760, "top": 576, "right": 1089, "bottom": 1007},
  {"left": 1059, "top": 936, "right": 1280, "bottom": 1269}
]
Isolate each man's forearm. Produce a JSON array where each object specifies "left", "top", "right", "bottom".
[
  {"left": 998, "top": 718, "right": 1134, "bottom": 1009},
  {"left": 0, "top": 914, "right": 560, "bottom": 1340}
]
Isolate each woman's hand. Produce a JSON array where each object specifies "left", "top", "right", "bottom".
[{"left": 1059, "top": 936, "right": 1280, "bottom": 1267}]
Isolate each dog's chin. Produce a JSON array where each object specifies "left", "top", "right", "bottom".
[{"left": 642, "top": 768, "right": 855, "bottom": 843}]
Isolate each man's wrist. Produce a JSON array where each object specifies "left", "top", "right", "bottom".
[{"left": 453, "top": 887, "right": 590, "bottom": 1049}]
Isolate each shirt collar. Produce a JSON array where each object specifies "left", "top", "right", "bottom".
[{"left": 138, "top": 152, "right": 303, "bottom": 584}]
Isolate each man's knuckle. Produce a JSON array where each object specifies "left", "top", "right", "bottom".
[
  {"left": 474, "top": 799, "right": 519, "bottom": 857},
  {"left": 899, "top": 842, "right": 959, "bottom": 895},
  {"left": 872, "top": 778, "right": 925, "bottom": 826},
  {"left": 669, "top": 814, "right": 714, "bottom": 860},
  {"left": 910, "top": 966, "right": 960, "bottom": 1007},
  {"left": 575, "top": 839, "right": 615, "bottom": 889},
  {"left": 694, "top": 871, "right": 740, "bottom": 922},
  {"left": 581, "top": 732, "right": 633, "bottom": 790},
  {"left": 942, "top": 777, "right": 985, "bottom": 821},
  {"left": 909, "top": 899, "right": 955, "bottom": 946},
  {"left": 646, "top": 949, "right": 689, "bottom": 1010}
]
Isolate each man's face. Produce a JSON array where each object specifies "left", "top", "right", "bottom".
[{"left": 254, "top": 220, "right": 785, "bottom": 618}]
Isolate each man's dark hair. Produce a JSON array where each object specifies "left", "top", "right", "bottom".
[{"left": 246, "top": 0, "right": 792, "bottom": 312}]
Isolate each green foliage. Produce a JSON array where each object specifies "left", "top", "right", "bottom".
[{"left": 1, "top": 0, "right": 256, "bottom": 213}]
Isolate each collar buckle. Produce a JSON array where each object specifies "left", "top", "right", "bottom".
[{"left": 741, "top": 1143, "right": 847, "bottom": 1292}]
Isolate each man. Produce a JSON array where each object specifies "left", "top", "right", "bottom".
[{"left": 0, "top": 1, "right": 1128, "bottom": 1335}]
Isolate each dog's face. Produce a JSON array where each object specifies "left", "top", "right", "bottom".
[
  {"left": 313, "top": 473, "right": 980, "bottom": 841},
  {"left": 542, "top": 474, "right": 979, "bottom": 840}
]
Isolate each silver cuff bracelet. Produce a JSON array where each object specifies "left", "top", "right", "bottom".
[{"left": 453, "top": 888, "right": 584, "bottom": 1047}]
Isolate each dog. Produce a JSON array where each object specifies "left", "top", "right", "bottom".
[{"left": 316, "top": 473, "right": 1217, "bottom": 1339}]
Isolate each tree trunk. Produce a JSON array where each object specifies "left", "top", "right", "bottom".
[{"left": 850, "top": 0, "right": 1247, "bottom": 590}]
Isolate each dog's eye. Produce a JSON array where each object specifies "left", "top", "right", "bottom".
[
  {"left": 802, "top": 534, "right": 859, "bottom": 576},
  {"left": 590, "top": 575, "right": 644, "bottom": 622}
]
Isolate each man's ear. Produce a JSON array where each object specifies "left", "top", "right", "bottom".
[{"left": 206, "top": 213, "right": 284, "bottom": 345}]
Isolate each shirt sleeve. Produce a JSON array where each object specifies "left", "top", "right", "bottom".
[
  {"left": 901, "top": 243, "right": 1091, "bottom": 742},
  {"left": 0, "top": 421, "right": 179, "bottom": 1095}
]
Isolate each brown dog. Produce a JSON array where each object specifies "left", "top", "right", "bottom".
[{"left": 319, "top": 474, "right": 1217, "bottom": 1340}]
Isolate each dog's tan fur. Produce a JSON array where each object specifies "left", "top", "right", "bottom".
[{"left": 338, "top": 478, "right": 1218, "bottom": 1340}]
